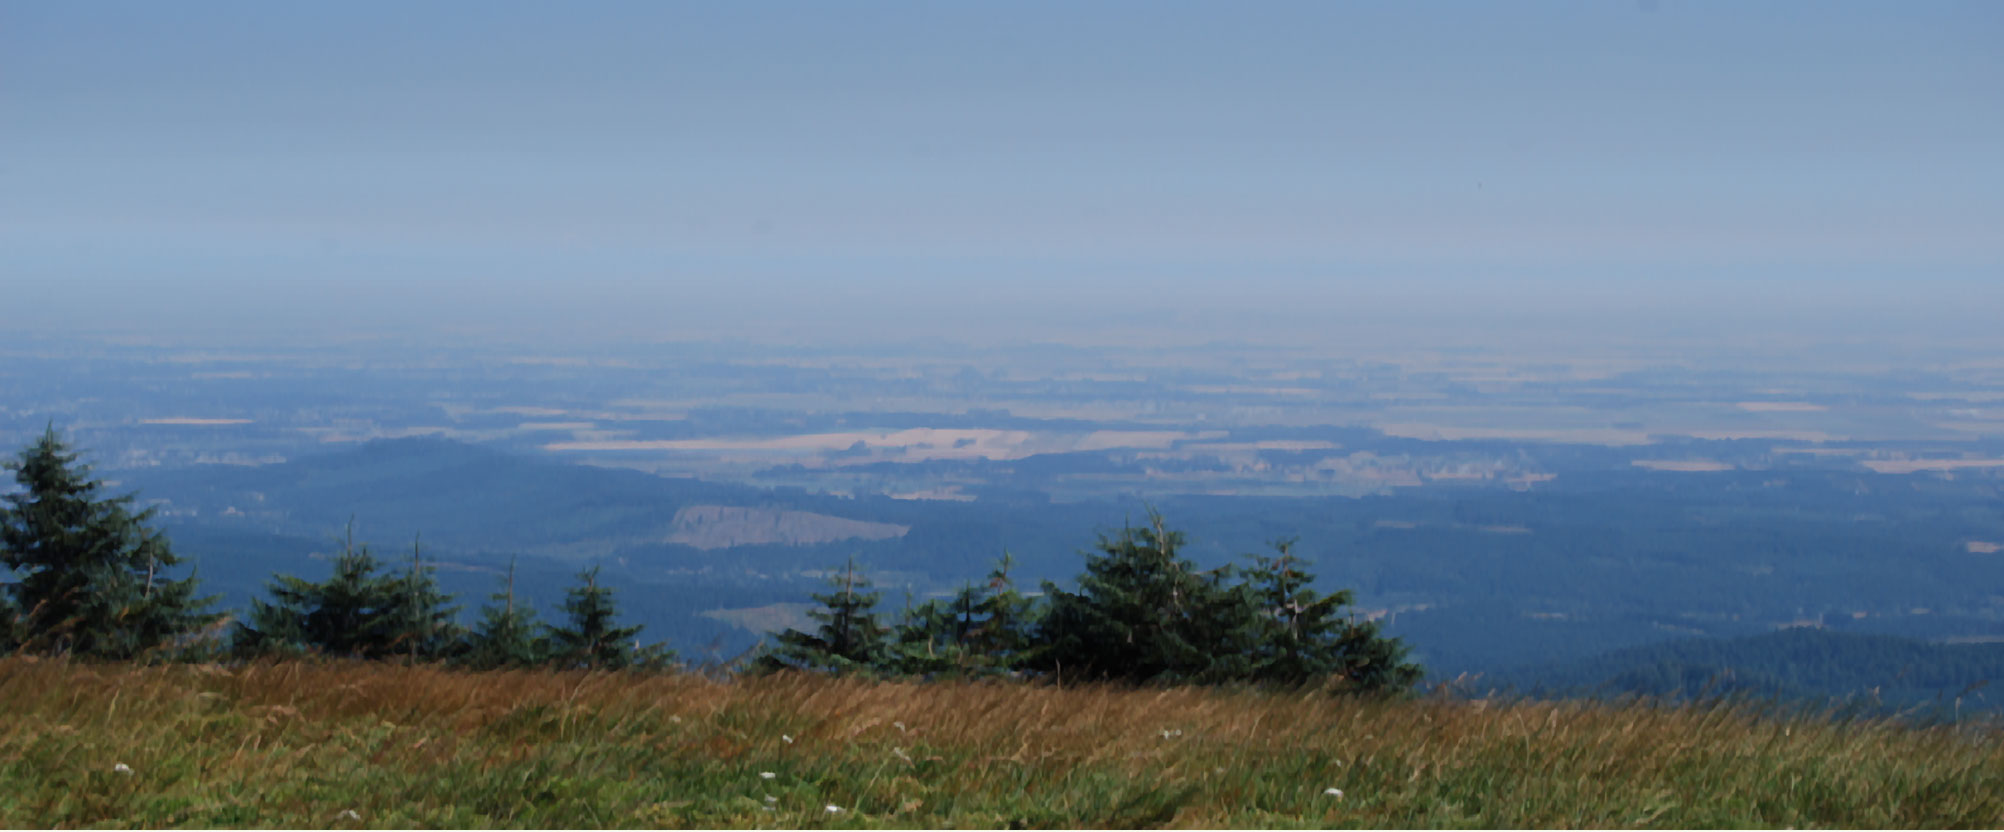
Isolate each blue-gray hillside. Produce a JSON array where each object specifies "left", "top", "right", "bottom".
[{"left": 1491, "top": 628, "right": 2004, "bottom": 716}]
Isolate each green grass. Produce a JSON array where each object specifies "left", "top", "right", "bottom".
[{"left": 1, "top": 657, "right": 1999, "bottom": 828}]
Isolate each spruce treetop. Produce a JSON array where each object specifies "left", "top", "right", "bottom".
[{"left": 1, "top": 426, "right": 218, "bottom": 659}]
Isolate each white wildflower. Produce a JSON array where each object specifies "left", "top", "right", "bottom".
[
  {"left": 1159, "top": 728, "right": 1183, "bottom": 739},
  {"left": 112, "top": 763, "right": 133, "bottom": 775},
  {"left": 337, "top": 809, "right": 362, "bottom": 820},
  {"left": 825, "top": 804, "right": 842, "bottom": 814},
  {"left": 759, "top": 771, "right": 777, "bottom": 779},
  {"left": 782, "top": 734, "right": 794, "bottom": 744},
  {"left": 1324, "top": 788, "right": 1345, "bottom": 799},
  {"left": 764, "top": 795, "right": 778, "bottom": 804}
]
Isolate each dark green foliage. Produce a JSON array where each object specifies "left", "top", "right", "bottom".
[
  {"left": 972, "top": 552, "right": 1041, "bottom": 668},
  {"left": 1241, "top": 538, "right": 1422, "bottom": 689},
  {"left": 0, "top": 592, "right": 17, "bottom": 652},
  {"left": 886, "top": 553, "right": 1042, "bottom": 678},
  {"left": 0, "top": 427, "right": 219, "bottom": 659},
  {"left": 1332, "top": 617, "right": 1424, "bottom": 691},
  {"left": 1032, "top": 512, "right": 1246, "bottom": 683},
  {"left": 387, "top": 535, "right": 464, "bottom": 661},
  {"left": 889, "top": 582, "right": 990, "bottom": 677},
  {"left": 234, "top": 525, "right": 462, "bottom": 661},
  {"left": 1239, "top": 538, "right": 1337, "bottom": 682},
  {"left": 1029, "top": 511, "right": 1420, "bottom": 691},
  {"left": 547, "top": 565, "right": 653, "bottom": 669},
  {"left": 754, "top": 557, "right": 892, "bottom": 674},
  {"left": 460, "top": 558, "right": 549, "bottom": 669}
]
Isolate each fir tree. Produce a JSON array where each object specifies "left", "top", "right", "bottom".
[
  {"left": 1032, "top": 511, "right": 1235, "bottom": 683},
  {"left": 0, "top": 582, "right": 20, "bottom": 652},
  {"left": 888, "top": 583, "right": 986, "bottom": 677},
  {"left": 235, "top": 525, "right": 395, "bottom": 658},
  {"left": 462, "top": 558, "right": 548, "bottom": 669},
  {"left": 1231, "top": 538, "right": 1422, "bottom": 691},
  {"left": 969, "top": 551, "right": 1040, "bottom": 671},
  {"left": 0, "top": 426, "right": 218, "bottom": 659},
  {"left": 547, "top": 565, "right": 647, "bottom": 669},
  {"left": 235, "top": 523, "right": 458, "bottom": 660},
  {"left": 385, "top": 534, "right": 463, "bottom": 662},
  {"left": 1239, "top": 538, "right": 1343, "bottom": 683},
  {"left": 891, "top": 553, "right": 1044, "bottom": 678},
  {"left": 1333, "top": 616, "right": 1424, "bottom": 692},
  {"left": 754, "top": 557, "right": 891, "bottom": 674}
]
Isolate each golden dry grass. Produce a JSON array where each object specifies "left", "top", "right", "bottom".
[{"left": 1, "top": 657, "right": 2000, "bottom": 828}]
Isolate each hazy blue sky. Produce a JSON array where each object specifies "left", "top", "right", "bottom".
[{"left": 4, "top": 1, "right": 2000, "bottom": 344}]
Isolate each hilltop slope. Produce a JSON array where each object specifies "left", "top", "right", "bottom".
[{"left": 2, "top": 659, "right": 2000, "bottom": 828}]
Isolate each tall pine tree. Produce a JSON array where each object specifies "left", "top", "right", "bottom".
[
  {"left": 888, "top": 582, "right": 987, "bottom": 677},
  {"left": 1033, "top": 511, "right": 1234, "bottom": 683},
  {"left": 0, "top": 426, "right": 218, "bottom": 659},
  {"left": 1029, "top": 513, "right": 1420, "bottom": 691},
  {"left": 462, "top": 558, "right": 547, "bottom": 669},
  {"left": 971, "top": 552, "right": 1040, "bottom": 669},
  {"left": 234, "top": 523, "right": 459, "bottom": 660},
  {"left": 754, "top": 557, "right": 891, "bottom": 675},
  {"left": 888, "top": 553, "right": 1043, "bottom": 678},
  {"left": 385, "top": 534, "right": 462, "bottom": 662},
  {"left": 547, "top": 565, "right": 648, "bottom": 669},
  {"left": 1236, "top": 538, "right": 1423, "bottom": 689}
]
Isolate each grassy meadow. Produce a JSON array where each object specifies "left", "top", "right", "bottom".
[{"left": 1, "top": 657, "right": 2000, "bottom": 828}]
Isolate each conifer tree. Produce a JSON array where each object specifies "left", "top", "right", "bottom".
[
  {"left": 385, "top": 534, "right": 463, "bottom": 662},
  {"left": 1238, "top": 539, "right": 1338, "bottom": 682},
  {"left": 971, "top": 551, "right": 1040, "bottom": 669},
  {"left": 462, "top": 558, "right": 547, "bottom": 669},
  {"left": 236, "top": 525, "right": 394, "bottom": 657},
  {"left": 891, "top": 552, "right": 1043, "bottom": 678},
  {"left": 0, "top": 593, "right": 17, "bottom": 652},
  {"left": 547, "top": 565, "right": 647, "bottom": 669},
  {"left": 1334, "top": 616, "right": 1425, "bottom": 692},
  {"left": 754, "top": 556, "right": 891, "bottom": 674},
  {"left": 1231, "top": 538, "right": 1422, "bottom": 691},
  {"left": 235, "top": 523, "right": 458, "bottom": 660},
  {"left": 1032, "top": 511, "right": 1232, "bottom": 683},
  {"left": 888, "top": 583, "right": 986, "bottom": 677},
  {"left": 0, "top": 426, "right": 218, "bottom": 659},
  {"left": 1028, "top": 513, "right": 1420, "bottom": 691}
]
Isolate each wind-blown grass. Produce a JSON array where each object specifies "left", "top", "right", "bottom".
[{"left": 1, "top": 657, "right": 1999, "bottom": 828}]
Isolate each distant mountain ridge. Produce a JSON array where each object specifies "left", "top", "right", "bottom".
[{"left": 1491, "top": 627, "right": 2004, "bottom": 715}]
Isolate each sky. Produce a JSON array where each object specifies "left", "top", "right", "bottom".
[{"left": 3, "top": 1, "right": 2001, "bottom": 346}]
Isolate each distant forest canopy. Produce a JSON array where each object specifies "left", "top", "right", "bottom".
[{"left": 8, "top": 431, "right": 2004, "bottom": 711}]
